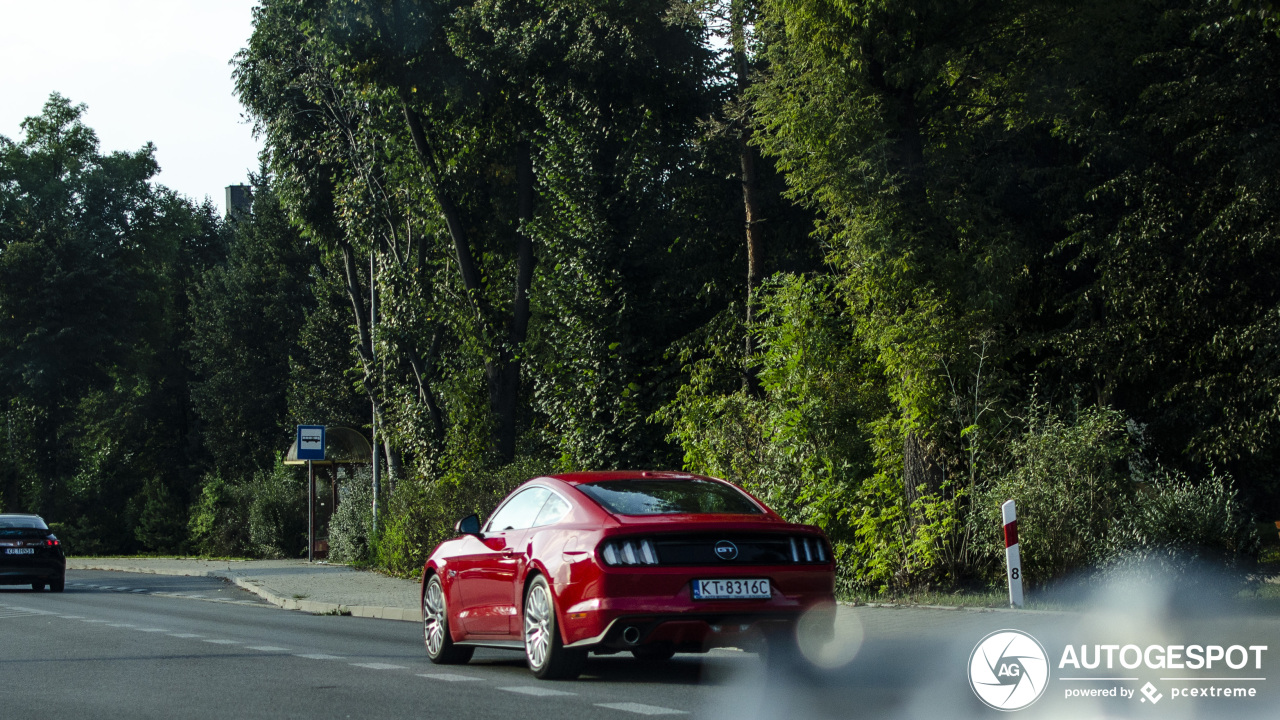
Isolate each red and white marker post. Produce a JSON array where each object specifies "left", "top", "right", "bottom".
[{"left": 1002, "top": 499, "right": 1024, "bottom": 608}]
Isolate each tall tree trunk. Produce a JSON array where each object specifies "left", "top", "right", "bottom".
[
  {"left": 732, "top": 2, "right": 765, "bottom": 395},
  {"left": 903, "top": 430, "right": 945, "bottom": 518},
  {"left": 402, "top": 104, "right": 484, "bottom": 303},
  {"left": 336, "top": 239, "right": 403, "bottom": 477},
  {"left": 740, "top": 135, "right": 764, "bottom": 392},
  {"left": 403, "top": 99, "right": 534, "bottom": 463},
  {"left": 493, "top": 141, "right": 536, "bottom": 463},
  {"left": 407, "top": 328, "right": 446, "bottom": 444},
  {"left": 383, "top": 437, "right": 403, "bottom": 491}
]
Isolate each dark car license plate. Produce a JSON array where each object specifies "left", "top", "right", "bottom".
[{"left": 3, "top": 548, "right": 35, "bottom": 555}]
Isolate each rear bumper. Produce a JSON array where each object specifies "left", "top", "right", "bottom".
[
  {"left": 0, "top": 557, "right": 66, "bottom": 584},
  {"left": 565, "top": 611, "right": 804, "bottom": 651},
  {"left": 560, "top": 566, "right": 835, "bottom": 649}
]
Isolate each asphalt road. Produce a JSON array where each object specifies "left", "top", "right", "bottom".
[
  {"left": 2, "top": 570, "right": 1278, "bottom": 719},
  {"left": 1, "top": 570, "right": 748, "bottom": 719}
]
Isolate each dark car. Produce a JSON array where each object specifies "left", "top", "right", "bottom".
[
  {"left": 0, "top": 514, "right": 66, "bottom": 592},
  {"left": 419, "top": 471, "right": 836, "bottom": 679}
]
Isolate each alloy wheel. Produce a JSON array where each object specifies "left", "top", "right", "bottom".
[
  {"left": 524, "top": 583, "right": 552, "bottom": 670},
  {"left": 423, "top": 578, "right": 447, "bottom": 658}
]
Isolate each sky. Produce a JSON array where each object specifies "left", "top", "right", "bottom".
[{"left": 1, "top": 0, "right": 262, "bottom": 215}]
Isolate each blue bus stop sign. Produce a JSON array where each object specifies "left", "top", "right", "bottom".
[{"left": 296, "top": 425, "right": 326, "bottom": 461}]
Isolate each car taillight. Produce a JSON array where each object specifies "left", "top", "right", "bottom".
[
  {"left": 45, "top": 537, "right": 59, "bottom": 547},
  {"left": 790, "top": 536, "right": 826, "bottom": 563},
  {"left": 600, "top": 539, "right": 659, "bottom": 566}
]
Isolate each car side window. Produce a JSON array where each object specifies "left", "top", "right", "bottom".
[
  {"left": 485, "top": 487, "right": 551, "bottom": 532},
  {"left": 531, "top": 492, "right": 571, "bottom": 527}
]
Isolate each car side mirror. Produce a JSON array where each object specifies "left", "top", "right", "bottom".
[{"left": 455, "top": 514, "right": 482, "bottom": 536}]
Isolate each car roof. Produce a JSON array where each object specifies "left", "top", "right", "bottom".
[
  {"left": 0, "top": 513, "right": 42, "bottom": 518},
  {"left": 543, "top": 471, "right": 710, "bottom": 486}
]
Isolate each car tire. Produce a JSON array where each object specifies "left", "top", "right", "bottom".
[
  {"left": 31, "top": 582, "right": 45, "bottom": 592},
  {"left": 523, "top": 574, "right": 585, "bottom": 680},
  {"left": 423, "top": 574, "right": 473, "bottom": 665},
  {"left": 49, "top": 577, "right": 65, "bottom": 593},
  {"left": 631, "top": 643, "right": 675, "bottom": 664}
]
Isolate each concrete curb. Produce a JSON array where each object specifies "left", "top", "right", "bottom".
[
  {"left": 67, "top": 560, "right": 421, "bottom": 623},
  {"left": 67, "top": 559, "right": 1071, "bottom": 621}
]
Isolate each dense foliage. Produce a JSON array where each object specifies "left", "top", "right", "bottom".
[
  {"left": 0, "top": 96, "right": 224, "bottom": 553},
  {"left": 3, "top": 1, "right": 1276, "bottom": 591}
]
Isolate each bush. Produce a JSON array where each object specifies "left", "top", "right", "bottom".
[
  {"left": 980, "top": 404, "right": 1131, "bottom": 587},
  {"left": 656, "top": 275, "right": 885, "bottom": 593},
  {"left": 48, "top": 517, "right": 109, "bottom": 557},
  {"left": 133, "top": 476, "right": 188, "bottom": 553},
  {"left": 1102, "top": 469, "right": 1260, "bottom": 583},
  {"left": 247, "top": 458, "right": 307, "bottom": 559},
  {"left": 374, "top": 457, "right": 552, "bottom": 577},
  {"left": 187, "top": 472, "right": 252, "bottom": 556},
  {"left": 328, "top": 466, "right": 374, "bottom": 564}
]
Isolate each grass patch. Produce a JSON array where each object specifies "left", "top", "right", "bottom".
[
  {"left": 841, "top": 575, "right": 1280, "bottom": 614},
  {"left": 840, "top": 587, "right": 1074, "bottom": 611},
  {"left": 315, "top": 607, "right": 351, "bottom": 616}
]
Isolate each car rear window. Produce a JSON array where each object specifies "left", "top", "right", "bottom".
[
  {"left": 0, "top": 516, "right": 48, "bottom": 530},
  {"left": 577, "top": 479, "right": 762, "bottom": 516}
]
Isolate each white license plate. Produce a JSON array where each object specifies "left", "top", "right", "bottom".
[
  {"left": 692, "top": 578, "right": 770, "bottom": 600},
  {"left": 4, "top": 548, "right": 35, "bottom": 555}
]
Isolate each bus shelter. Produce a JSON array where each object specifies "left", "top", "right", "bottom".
[{"left": 284, "top": 426, "right": 372, "bottom": 559}]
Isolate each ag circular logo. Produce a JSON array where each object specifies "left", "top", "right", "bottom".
[
  {"left": 968, "top": 629, "right": 1050, "bottom": 711},
  {"left": 714, "top": 540, "right": 738, "bottom": 560}
]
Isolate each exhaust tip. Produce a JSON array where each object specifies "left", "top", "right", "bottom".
[{"left": 621, "top": 626, "right": 641, "bottom": 645}]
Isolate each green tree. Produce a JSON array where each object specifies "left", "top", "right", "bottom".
[
  {"left": 188, "top": 170, "right": 319, "bottom": 483},
  {"left": 0, "top": 95, "right": 221, "bottom": 552}
]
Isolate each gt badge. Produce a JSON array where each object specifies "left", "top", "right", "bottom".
[{"left": 714, "top": 540, "right": 738, "bottom": 560}]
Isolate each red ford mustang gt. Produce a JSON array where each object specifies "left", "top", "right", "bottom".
[{"left": 419, "top": 471, "right": 836, "bottom": 679}]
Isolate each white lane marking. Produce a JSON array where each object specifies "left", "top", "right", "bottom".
[
  {"left": 114, "top": 587, "right": 130, "bottom": 591},
  {"left": 8, "top": 607, "right": 53, "bottom": 615},
  {"left": 0, "top": 610, "right": 39, "bottom": 619},
  {"left": 295, "top": 653, "right": 345, "bottom": 660},
  {"left": 245, "top": 646, "right": 290, "bottom": 652},
  {"left": 58, "top": 615, "right": 84, "bottom": 619},
  {"left": 595, "top": 703, "right": 688, "bottom": 716},
  {"left": 106, "top": 623, "right": 136, "bottom": 628},
  {"left": 349, "top": 662, "right": 407, "bottom": 670},
  {"left": 131, "top": 589, "right": 149, "bottom": 593},
  {"left": 418, "top": 673, "right": 482, "bottom": 682},
  {"left": 169, "top": 633, "right": 203, "bottom": 638},
  {"left": 202, "top": 639, "right": 238, "bottom": 645},
  {"left": 80, "top": 619, "right": 107, "bottom": 623},
  {"left": 135, "top": 628, "right": 168, "bottom": 633},
  {"left": 499, "top": 687, "right": 577, "bottom": 697}
]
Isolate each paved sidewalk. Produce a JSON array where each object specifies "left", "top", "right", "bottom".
[{"left": 67, "top": 557, "right": 421, "bottom": 622}]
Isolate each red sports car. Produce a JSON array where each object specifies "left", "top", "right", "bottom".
[{"left": 419, "top": 471, "right": 836, "bottom": 679}]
